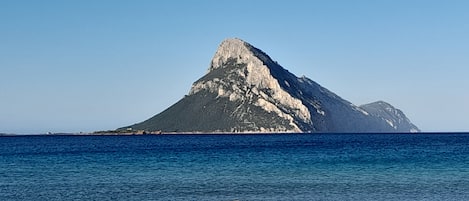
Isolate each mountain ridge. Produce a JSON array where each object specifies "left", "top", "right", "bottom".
[{"left": 121, "top": 38, "right": 419, "bottom": 133}]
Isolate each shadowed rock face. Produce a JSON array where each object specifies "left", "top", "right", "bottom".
[
  {"left": 360, "top": 101, "right": 420, "bottom": 133},
  {"left": 122, "top": 38, "right": 420, "bottom": 133}
]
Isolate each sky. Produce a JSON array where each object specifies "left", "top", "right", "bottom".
[{"left": 1, "top": 0, "right": 468, "bottom": 134}]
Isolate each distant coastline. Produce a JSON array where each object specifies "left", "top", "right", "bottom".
[{"left": 1, "top": 131, "right": 469, "bottom": 137}]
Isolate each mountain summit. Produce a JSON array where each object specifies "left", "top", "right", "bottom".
[{"left": 122, "top": 38, "right": 419, "bottom": 133}]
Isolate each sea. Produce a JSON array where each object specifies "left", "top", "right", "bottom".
[{"left": 1, "top": 133, "right": 469, "bottom": 201}]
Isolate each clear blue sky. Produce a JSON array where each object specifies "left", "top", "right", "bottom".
[{"left": 1, "top": 0, "right": 468, "bottom": 134}]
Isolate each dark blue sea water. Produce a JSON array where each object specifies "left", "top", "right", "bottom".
[{"left": 1, "top": 134, "right": 469, "bottom": 201}]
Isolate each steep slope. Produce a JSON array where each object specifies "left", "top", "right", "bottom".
[
  {"left": 360, "top": 101, "right": 420, "bottom": 132},
  {"left": 122, "top": 38, "right": 419, "bottom": 133}
]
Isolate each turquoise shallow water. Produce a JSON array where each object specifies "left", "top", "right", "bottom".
[{"left": 1, "top": 133, "right": 469, "bottom": 200}]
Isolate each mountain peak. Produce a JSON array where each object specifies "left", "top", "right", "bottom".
[
  {"left": 209, "top": 38, "right": 251, "bottom": 72},
  {"left": 209, "top": 38, "right": 275, "bottom": 72},
  {"left": 122, "top": 38, "right": 420, "bottom": 133},
  {"left": 221, "top": 38, "right": 247, "bottom": 48},
  {"left": 190, "top": 38, "right": 312, "bottom": 132}
]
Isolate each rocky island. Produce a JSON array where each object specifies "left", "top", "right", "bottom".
[{"left": 119, "top": 38, "right": 419, "bottom": 133}]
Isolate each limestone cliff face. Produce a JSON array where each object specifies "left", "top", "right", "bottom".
[
  {"left": 189, "top": 39, "right": 310, "bottom": 132},
  {"left": 122, "top": 38, "right": 419, "bottom": 133}
]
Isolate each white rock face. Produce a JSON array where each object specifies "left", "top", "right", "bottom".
[
  {"left": 190, "top": 38, "right": 311, "bottom": 132},
  {"left": 209, "top": 38, "right": 257, "bottom": 72}
]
